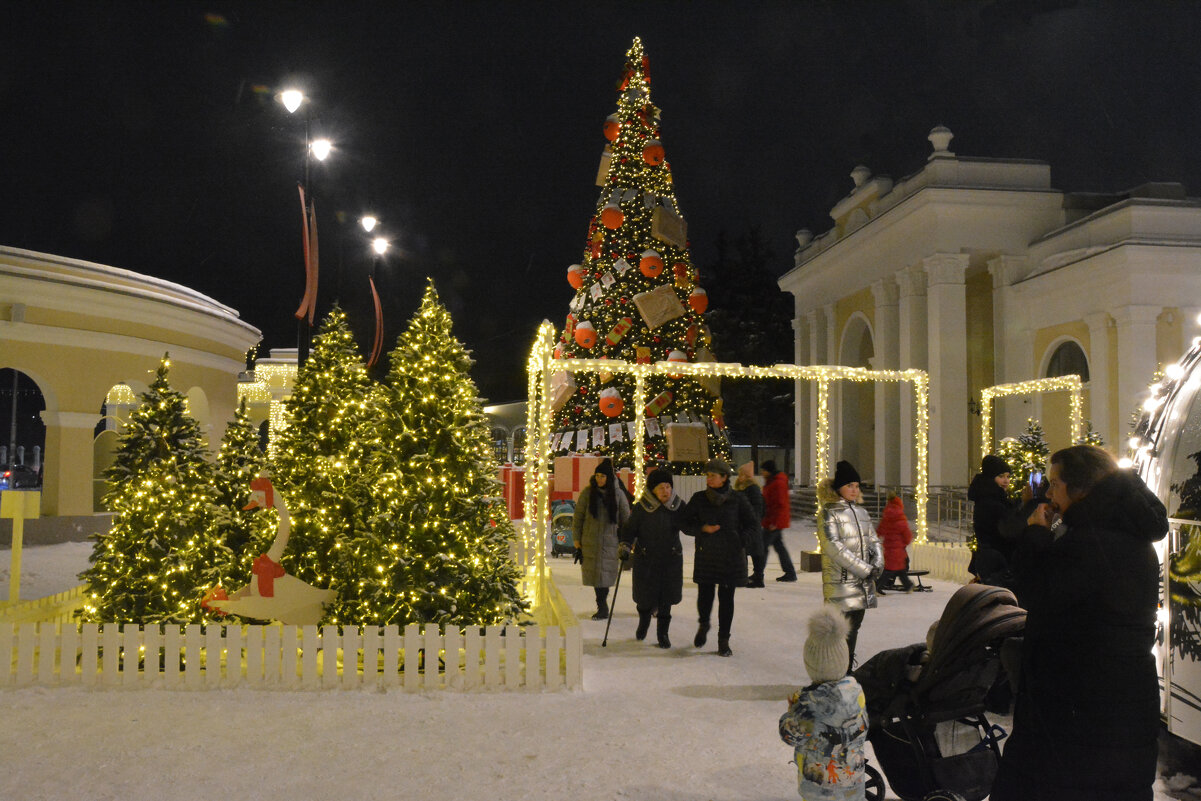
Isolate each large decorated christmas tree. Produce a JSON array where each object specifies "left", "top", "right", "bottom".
[
  {"left": 271, "top": 307, "right": 381, "bottom": 597},
  {"left": 79, "top": 356, "right": 230, "bottom": 622},
  {"left": 329, "top": 283, "right": 527, "bottom": 626},
  {"left": 551, "top": 37, "right": 730, "bottom": 473}
]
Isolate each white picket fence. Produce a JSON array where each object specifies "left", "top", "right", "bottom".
[
  {"left": 911, "top": 541, "right": 971, "bottom": 584},
  {"left": 1, "top": 620, "right": 582, "bottom": 691}
]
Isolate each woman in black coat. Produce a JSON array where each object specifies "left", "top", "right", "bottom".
[
  {"left": 967, "top": 454, "right": 1019, "bottom": 579},
  {"left": 681, "top": 458, "right": 760, "bottom": 657},
  {"left": 618, "top": 467, "right": 684, "bottom": 648},
  {"left": 991, "top": 445, "right": 1167, "bottom": 801}
]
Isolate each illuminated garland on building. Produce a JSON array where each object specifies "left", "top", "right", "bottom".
[{"left": 979, "top": 375, "right": 1084, "bottom": 460}]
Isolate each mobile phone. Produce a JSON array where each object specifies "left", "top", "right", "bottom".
[{"left": 1029, "top": 471, "right": 1042, "bottom": 489}]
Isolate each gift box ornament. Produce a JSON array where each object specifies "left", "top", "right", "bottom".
[
  {"left": 549, "top": 370, "right": 577, "bottom": 412},
  {"left": 652, "top": 205, "right": 687, "bottom": 247},
  {"left": 633, "top": 284, "right": 686, "bottom": 329},
  {"left": 635, "top": 346, "right": 652, "bottom": 364},
  {"left": 696, "top": 346, "right": 721, "bottom": 396},
  {"left": 645, "top": 389, "right": 674, "bottom": 416},
  {"left": 666, "top": 422, "right": 709, "bottom": 463},
  {"left": 606, "top": 317, "right": 634, "bottom": 346},
  {"left": 554, "top": 454, "right": 603, "bottom": 495}
]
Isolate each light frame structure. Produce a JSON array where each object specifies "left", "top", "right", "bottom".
[
  {"left": 521, "top": 322, "right": 931, "bottom": 601},
  {"left": 979, "top": 375, "right": 1085, "bottom": 461}
]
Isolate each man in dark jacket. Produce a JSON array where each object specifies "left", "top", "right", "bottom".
[
  {"left": 618, "top": 467, "right": 684, "bottom": 648},
  {"left": 991, "top": 445, "right": 1167, "bottom": 801},
  {"left": 967, "top": 454, "right": 1019, "bottom": 580},
  {"left": 681, "top": 459, "right": 760, "bottom": 657}
]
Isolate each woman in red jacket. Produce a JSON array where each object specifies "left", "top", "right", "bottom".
[
  {"left": 760, "top": 461, "right": 797, "bottom": 582},
  {"left": 875, "top": 493, "right": 914, "bottom": 593}
]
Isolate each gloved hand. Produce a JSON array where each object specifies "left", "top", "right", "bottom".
[
  {"left": 618, "top": 542, "right": 631, "bottom": 562},
  {"left": 573, "top": 547, "right": 583, "bottom": 564}
]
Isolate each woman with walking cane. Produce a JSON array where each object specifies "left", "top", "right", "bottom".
[{"left": 618, "top": 467, "right": 684, "bottom": 648}]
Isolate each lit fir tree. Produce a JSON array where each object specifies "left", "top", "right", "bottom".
[
  {"left": 209, "top": 397, "right": 275, "bottom": 585},
  {"left": 271, "top": 306, "right": 381, "bottom": 602},
  {"left": 995, "top": 418, "right": 1050, "bottom": 500},
  {"left": 329, "top": 282, "right": 528, "bottom": 626},
  {"left": 79, "top": 355, "right": 228, "bottom": 622},
  {"left": 552, "top": 37, "right": 730, "bottom": 473},
  {"left": 1077, "top": 420, "right": 1105, "bottom": 447}
]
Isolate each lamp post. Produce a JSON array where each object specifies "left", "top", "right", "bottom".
[
  {"left": 367, "top": 236, "right": 389, "bottom": 369},
  {"left": 279, "top": 87, "right": 332, "bottom": 367}
]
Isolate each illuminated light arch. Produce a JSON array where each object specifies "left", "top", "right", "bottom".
[
  {"left": 979, "top": 375, "right": 1085, "bottom": 461},
  {"left": 521, "top": 322, "right": 930, "bottom": 604}
]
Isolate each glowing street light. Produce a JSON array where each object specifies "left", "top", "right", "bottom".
[
  {"left": 279, "top": 88, "right": 304, "bottom": 114},
  {"left": 360, "top": 215, "right": 378, "bottom": 232},
  {"left": 372, "top": 237, "right": 390, "bottom": 256},
  {"left": 309, "top": 138, "right": 332, "bottom": 161}
]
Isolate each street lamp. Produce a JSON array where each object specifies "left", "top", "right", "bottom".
[
  {"left": 367, "top": 236, "right": 389, "bottom": 369},
  {"left": 360, "top": 215, "right": 378, "bottom": 233},
  {"left": 372, "top": 237, "right": 389, "bottom": 256}
]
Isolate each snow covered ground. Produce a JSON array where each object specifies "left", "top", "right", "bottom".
[{"left": 1, "top": 522, "right": 1196, "bottom": 800}]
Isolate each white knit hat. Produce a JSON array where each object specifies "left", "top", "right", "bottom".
[{"left": 803, "top": 606, "right": 850, "bottom": 682}]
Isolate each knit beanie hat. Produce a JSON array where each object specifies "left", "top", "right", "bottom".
[
  {"left": 832, "top": 460, "right": 861, "bottom": 491},
  {"left": 595, "top": 458, "right": 615, "bottom": 479},
  {"left": 704, "top": 458, "right": 733, "bottom": 477},
  {"left": 761, "top": 459, "right": 778, "bottom": 475},
  {"left": 981, "top": 455, "right": 1011, "bottom": 479},
  {"left": 804, "top": 606, "right": 850, "bottom": 683},
  {"left": 646, "top": 467, "right": 673, "bottom": 491}
]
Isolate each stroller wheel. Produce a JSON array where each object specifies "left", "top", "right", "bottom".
[
  {"left": 864, "top": 763, "right": 886, "bottom": 801},
  {"left": 921, "top": 792, "right": 967, "bottom": 801}
]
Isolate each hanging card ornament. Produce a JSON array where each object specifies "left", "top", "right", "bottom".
[
  {"left": 577, "top": 429, "right": 591, "bottom": 451},
  {"left": 626, "top": 420, "right": 638, "bottom": 439},
  {"left": 614, "top": 257, "right": 632, "bottom": 275},
  {"left": 601, "top": 271, "right": 616, "bottom": 288},
  {"left": 633, "top": 284, "right": 686, "bottom": 329},
  {"left": 609, "top": 422, "right": 624, "bottom": 442},
  {"left": 606, "top": 317, "right": 634, "bottom": 346},
  {"left": 689, "top": 287, "right": 708, "bottom": 313},
  {"left": 567, "top": 264, "right": 586, "bottom": 289},
  {"left": 622, "top": 189, "right": 637, "bottom": 203},
  {"left": 645, "top": 417, "right": 662, "bottom": 437},
  {"left": 642, "top": 192, "right": 656, "bottom": 210},
  {"left": 590, "top": 283, "right": 604, "bottom": 301},
  {"left": 551, "top": 431, "right": 563, "bottom": 451},
  {"left": 574, "top": 321, "right": 598, "bottom": 349},
  {"left": 592, "top": 426, "right": 606, "bottom": 447},
  {"left": 652, "top": 205, "right": 687, "bottom": 247}
]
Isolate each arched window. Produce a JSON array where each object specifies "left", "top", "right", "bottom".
[{"left": 1046, "top": 341, "right": 1090, "bottom": 382}]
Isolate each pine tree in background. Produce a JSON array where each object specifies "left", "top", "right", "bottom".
[
  {"left": 271, "top": 306, "right": 381, "bottom": 602},
  {"left": 1077, "top": 420, "right": 1105, "bottom": 447},
  {"left": 329, "top": 282, "right": 527, "bottom": 626},
  {"left": 79, "top": 355, "right": 228, "bottom": 622},
  {"left": 209, "top": 397, "right": 275, "bottom": 587},
  {"left": 552, "top": 37, "right": 730, "bottom": 473},
  {"left": 995, "top": 418, "right": 1051, "bottom": 500}
]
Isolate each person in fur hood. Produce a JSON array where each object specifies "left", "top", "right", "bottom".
[
  {"left": 618, "top": 467, "right": 684, "bottom": 648},
  {"left": 816, "top": 460, "right": 883, "bottom": 672}
]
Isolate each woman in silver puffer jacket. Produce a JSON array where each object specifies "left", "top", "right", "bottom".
[{"left": 817, "top": 460, "right": 883, "bottom": 672}]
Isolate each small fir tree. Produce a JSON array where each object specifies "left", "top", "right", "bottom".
[
  {"left": 209, "top": 397, "right": 275, "bottom": 586},
  {"left": 995, "top": 418, "right": 1051, "bottom": 500},
  {"left": 271, "top": 306, "right": 381, "bottom": 603},
  {"left": 79, "top": 355, "right": 228, "bottom": 622},
  {"left": 552, "top": 37, "right": 730, "bottom": 473},
  {"left": 330, "top": 282, "right": 527, "bottom": 626},
  {"left": 1077, "top": 420, "right": 1105, "bottom": 447}
]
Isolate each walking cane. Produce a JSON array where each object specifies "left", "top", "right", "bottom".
[{"left": 602, "top": 540, "right": 634, "bottom": 647}]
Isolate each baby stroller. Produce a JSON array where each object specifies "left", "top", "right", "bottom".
[
  {"left": 853, "top": 584, "right": 1026, "bottom": 801},
  {"left": 549, "top": 499, "right": 576, "bottom": 557}
]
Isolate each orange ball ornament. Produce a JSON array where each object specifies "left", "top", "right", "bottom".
[
  {"left": 599, "top": 388, "right": 624, "bottom": 418},
  {"left": 666, "top": 349, "right": 688, "bottom": 378},
  {"left": 603, "top": 114, "right": 620, "bottom": 142},
  {"left": 567, "top": 264, "right": 585, "bottom": 289},
  {"left": 601, "top": 203, "right": 624, "bottom": 230},
  {"left": 574, "top": 321, "right": 598, "bottom": 349},
  {"left": 642, "top": 139, "right": 665, "bottom": 165},
  {"left": 639, "top": 249, "right": 664, "bottom": 277},
  {"left": 689, "top": 287, "right": 708, "bottom": 313}
]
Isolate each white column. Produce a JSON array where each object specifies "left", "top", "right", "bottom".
[
  {"left": 793, "top": 315, "right": 811, "bottom": 484},
  {"left": 1084, "top": 312, "right": 1114, "bottom": 447},
  {"left": 924, "top": 254, "right": 970, "bottom": 487},
  {"left": 1113, "top": 305, "right": 1162, "bottom": 436},
  {"left": 896, "top": 268, "right": 928, "bottom": 484},
  {"left": 805, "top": 309, "right": 826, "bottom": 485},
  {"left": 823, "top": 303, "right": 841, "bottom": 459},
  {"left": 871, "top": 278, "right": 900, "bottom": 486}
]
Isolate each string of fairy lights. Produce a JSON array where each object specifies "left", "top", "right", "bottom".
[
  {"left": 524, "top": 322, "right": 932, "bottom": 594},
  {"left": 979, "top": 375, "right": 1084, "bottom": 461}
]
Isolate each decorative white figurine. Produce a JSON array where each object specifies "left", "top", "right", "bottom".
[{"left": 206, "top": 475, "right": 335, "bottom": 625}]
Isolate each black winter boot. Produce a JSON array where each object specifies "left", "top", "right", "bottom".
[
  {"left": 717, "top": 634, "right": 732, "bottom": 657},
  {"left": 656, "top": 614, "right": 672, "bottom": 649},
  {"left": 635, "top": 611, "right": 652, "bottom": 641},
  {"left": 592, "top": 588, "right": 609, "bottom": 620},
  {"left": 693, "top": 620, "right": 710, "bottom": 648}
]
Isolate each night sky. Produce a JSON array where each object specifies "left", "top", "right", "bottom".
[{"left": 5, "top": 1, "right": 1201, "bottom": 402}]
